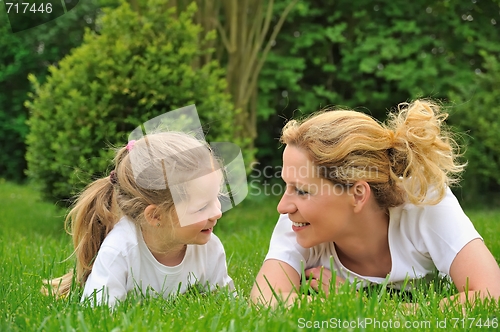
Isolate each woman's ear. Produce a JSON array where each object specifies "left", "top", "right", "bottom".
[
  {"left": 144, "top": 204, "right": 161, "bottom": 226},
  {"left": 352, "top": 181, "right": 371, "bottom": 213}
]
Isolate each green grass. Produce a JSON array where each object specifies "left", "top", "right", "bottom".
[{"left": 0, "top": 180, "right": 499, "bottom": 331}]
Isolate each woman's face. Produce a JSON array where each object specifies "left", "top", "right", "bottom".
[{"left": 277, "top": 145, "right": 355, "bottom": 248}]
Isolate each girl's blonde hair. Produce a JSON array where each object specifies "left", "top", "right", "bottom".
[
  {"left": 281, "top": 99, "right": 465, "bottom": 209},
  {"left": 42, "top": 132, "right": 214, "bottom": 297}
]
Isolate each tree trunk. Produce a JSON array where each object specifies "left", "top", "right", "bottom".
[{"left": 136, "top": 0, "right": 299, "bottom": 159}]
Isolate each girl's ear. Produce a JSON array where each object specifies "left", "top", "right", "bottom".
[
  {"left": 352, "top": 181, "right": 371, "bottom": 213},
  {"left": 144, "top": 204, "right": 161, "bottom": 226}
]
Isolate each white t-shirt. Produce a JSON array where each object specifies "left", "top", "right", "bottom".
[
  {"left": 82, "top": 217, "right": 234, "bottom": 306},
  {"left": 265, "top": 188, "right": 482, "bottom": 289}
]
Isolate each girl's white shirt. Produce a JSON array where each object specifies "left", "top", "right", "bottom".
[
  {"left": 265, "top": 188, "right": 482, "bottom": 289},
  {"left": 82, "top": 216, "right": 234, "bottom": 306}
]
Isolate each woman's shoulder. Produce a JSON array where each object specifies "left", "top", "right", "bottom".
[
  {"left": 394, "top": 187, "right": 466, "bottom": 222},
  {"left": 390, "top": 186, "right": 479, "bottom": 244},
  {"left": 389, "top": 187, "right": 481, "bottom": 276}
]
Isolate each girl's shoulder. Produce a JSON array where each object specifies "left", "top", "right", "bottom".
[{"left": 99, "top": 216, "right": 140, "bottom": 253}]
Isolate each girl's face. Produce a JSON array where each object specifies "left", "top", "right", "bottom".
[
  {"left": 169, "top": 170, "right": 223, "bottom": 245},
  {"left": 277, "top": 145, "right": 355, "bottom": 248}
]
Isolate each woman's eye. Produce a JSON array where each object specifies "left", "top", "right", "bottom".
[{"left": 294, "top": 187, "right": 308, "bottom": 196}]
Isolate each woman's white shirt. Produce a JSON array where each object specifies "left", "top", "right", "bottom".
[{"left": 265, "top": 188, "right": 481, "bottom": 289}]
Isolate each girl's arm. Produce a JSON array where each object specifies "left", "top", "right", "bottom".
[
  {"left": 250, "top": 259, "right": 301, "bottom": 306},
  {"left": 82, "top": 247, "right": 128, "bottom": 307},
  {"left": 447, "top": 238, "right": 500, "bottom": 305}
]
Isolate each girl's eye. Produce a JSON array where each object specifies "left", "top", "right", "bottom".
[{"left": 197, "top": 205, "right": 208, "bottom": 213}]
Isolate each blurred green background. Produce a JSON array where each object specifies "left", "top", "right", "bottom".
[{"left": 1, "top": 0, "right": 499, "bottom": 205}]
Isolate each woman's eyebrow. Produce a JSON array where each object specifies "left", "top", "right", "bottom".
[{"left": 281, "top": 178, "right": 308, "bottom": 187}]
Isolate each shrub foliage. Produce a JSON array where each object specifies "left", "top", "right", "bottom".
[{"left": 26, "top": 0, "right": 236, "bottom": 202}]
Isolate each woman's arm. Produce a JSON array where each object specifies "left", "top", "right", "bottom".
[
  {"left": 447, "top": 238, "right": 500, "bottom": 305},
  {"left": 250, "top": 259, "right": 301, "bottom": 306}
]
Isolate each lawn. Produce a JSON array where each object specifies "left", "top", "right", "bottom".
[{"left": 0, "top": 180, "right": 499, "bottom": 331}]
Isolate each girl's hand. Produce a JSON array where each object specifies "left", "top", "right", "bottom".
[{"left": 304, "top": 266, "right": 345, "bottom": 296}]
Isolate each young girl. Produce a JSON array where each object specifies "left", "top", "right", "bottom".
[
  {"left": 44, "top": 131, "right": 234, "bottom": 306},
  {"left": 251, "top": 99, "right": 500, "bottom": 306}
]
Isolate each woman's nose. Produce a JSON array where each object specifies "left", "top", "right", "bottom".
[{"left": 277, "top": 191, "right": 296, "bottom": 214}]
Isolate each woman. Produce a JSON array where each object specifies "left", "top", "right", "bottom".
[{"left": 251, "top": 100, "right": 500, "bottom": 306}]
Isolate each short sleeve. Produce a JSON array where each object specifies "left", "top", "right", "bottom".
[
  {"left": 417, "top": 188, "right": 482, "bottom": 275},
  {"left": 264, "top": 214, "right": 309, "bottom": 275}
]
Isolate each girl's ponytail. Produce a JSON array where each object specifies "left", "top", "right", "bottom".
[
  {"left": 42, "top": 176, "right": 118, "bottom": 297},
  {"left": 386, "top": 100, "right": 466, "bottom": 205}
]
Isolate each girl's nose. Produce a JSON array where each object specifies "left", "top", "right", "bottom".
[{"left": 209, "top": 199, "right": 222, "bottom": 221}]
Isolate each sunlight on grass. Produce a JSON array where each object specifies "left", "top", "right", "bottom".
[{"left": 1, "top": 181, "right": 499, "bottom": 331}]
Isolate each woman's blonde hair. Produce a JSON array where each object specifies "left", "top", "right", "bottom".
[
  {"left": 42, "top": 131, "right": 214, "bottom": 297},
  {"left": 281, "top": 99, "right": 465, "bottom": 209}
]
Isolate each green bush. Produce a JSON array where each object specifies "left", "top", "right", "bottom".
[
  {"left": 255, "top": 0, "right": 500, "bottom": 205},
  {"left": 25, "top": 0, "right": 237, "bottom": 202},
  {"left": 448, "top": 51, "right": 500, "bottom": 204},
  {"left": 0, "top": 17, "right": 28, "bottom": 182},
  {"left": 0, "top": 0, "right": 103, "bottom": 182}
]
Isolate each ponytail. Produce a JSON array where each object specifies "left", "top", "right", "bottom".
[
  {"left": 386, "top": 100, "right": 465, "bottom": 205},
  {"left": 42, "top": 176, "right": 118, "bottom": 297}
]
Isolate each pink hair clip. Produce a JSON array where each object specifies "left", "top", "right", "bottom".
[{"left": 126, "top": 140, "right": 136, "bottom": 151}]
